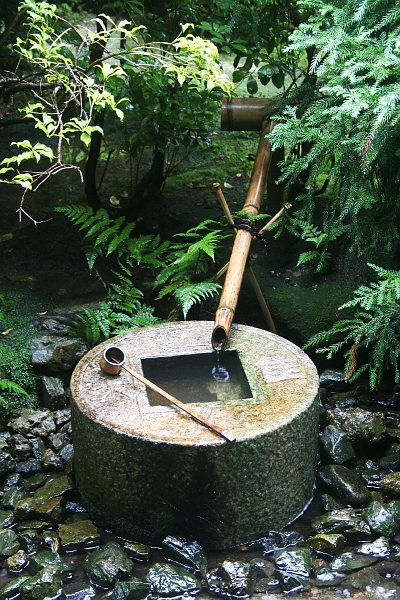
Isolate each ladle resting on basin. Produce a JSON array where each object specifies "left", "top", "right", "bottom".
[{"left": 99, "top": 346, "right": 236, "bottom": 443}]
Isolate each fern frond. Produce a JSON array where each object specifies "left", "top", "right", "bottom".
[{"left": 173, "top": 281, "right": 221, "bottom": 319}]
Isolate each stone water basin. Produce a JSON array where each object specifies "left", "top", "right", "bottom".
[{"left": 70, "top": 321, "right": 319, "bottom": 549}]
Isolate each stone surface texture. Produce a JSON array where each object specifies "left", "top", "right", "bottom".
[{"left": 70, "top": 321, "right": 319, "bottom": 549}]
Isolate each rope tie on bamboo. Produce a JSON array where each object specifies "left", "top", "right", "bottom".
[{"left": 228, "top": 219, "right": 269, "bottom": 253}]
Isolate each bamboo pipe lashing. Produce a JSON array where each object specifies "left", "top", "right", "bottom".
[
  {"left": 213, "top": 182, "right": 278, "bottom": 335},
  {"left": 212, "top": 121, "right": 276, "bottom": 351}
]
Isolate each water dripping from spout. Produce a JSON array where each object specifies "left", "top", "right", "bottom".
[{"left": 212, "top": 350, "right": 230, "bottom": 382}]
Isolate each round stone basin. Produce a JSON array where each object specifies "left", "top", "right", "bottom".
[{"left": 70, "top": 321, "right": 319, "bottom": 549}]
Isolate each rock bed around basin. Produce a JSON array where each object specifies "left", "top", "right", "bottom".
[{"left": 2, "top": 319, "right": 400, "bottom": 597}]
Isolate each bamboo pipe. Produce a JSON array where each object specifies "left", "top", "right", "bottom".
[
  {"left": 99, "top": 347, "right": 236, "bottom": 442},
  {"left": 221, "top": 98, "right": 276, "bottom": 131},
  {"left": 213, "top": 182, "right": 277, "bottom": 334},
  {"left": 212, "top": 121, "right": 276, "bottom": 351}
]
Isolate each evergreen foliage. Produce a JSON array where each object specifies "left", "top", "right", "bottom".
[
  {"left": 269, "top": 0, "right": 400, "bottom": 261},
  {"left": 304, "top": 264, "right": 400, "bottom": 388}
]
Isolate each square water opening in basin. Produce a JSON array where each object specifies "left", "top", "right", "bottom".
[{"left": 141, "top": 350, "right": 252, "bottom": 406}]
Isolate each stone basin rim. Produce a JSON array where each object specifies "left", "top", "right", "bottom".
[{"left": 71, "top": 321, "right": 319, "bottom": 446}]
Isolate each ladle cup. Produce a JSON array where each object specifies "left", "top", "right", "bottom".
[{"left": 99, "top": 346, "right": 236, "bottom": 443}]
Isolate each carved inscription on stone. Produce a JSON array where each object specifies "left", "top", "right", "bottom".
[{"left": 256, "top": 356, "right": 306, "bottom": 383}]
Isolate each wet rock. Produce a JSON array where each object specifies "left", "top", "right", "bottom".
[
  {"left": 380, "top": 471, "right": 400, "bottom": 498},
  {"left": 330, "top": 551, "right": 378, "bottom": 572},
  {"left": 21, "top": 473, "right": 47, "bottom": 492},
  {"left": 362, "top": 500, "right": 399, "bottom": 538},
  {"left": 385, "top": 499, "right": 400, "bottom": 519},
  {"left": 320, "top": 493, "right": 344, "bottom": 512},
  {"left": 59, "top": 519, "right": 100, "bottom": 551},
  {"left": 0, "top": 529, "right": 20, "bottom": 557},
  {"left": 5, "top": 549, "right": 29, "bottom": 572},
  {"left": 49, "top": 432, "right": 70, "bottom": 453},
  {"left": 274, "top": 547, "right": 312, "bottom": 577},
  {"left": 123, "top": 542, "right": 151, "bottom": 562},
  {"left": 42, "top": 447, "right": 63, "bottom": 472},
  {"left": 0, "top": 449, "right": 16, "bottom": 477},
  {"left": 15, "top": 457, "right": 43, "bottom": 475},
  {"left": 18, "top": 529, "right": 41, "bottom": 555},
  {"left": 0, "top": 510, "right": 14, "bottom": 528},
  {"left": 40, "top": 376, "right": 68, "bottom": 410},
  {"left": 60, "top": 443, "right": 74, "bottom": 463},
  {"left": 53, "top": 407, "right": 71, "bottom": 428},
  {"left": 305, "top": 533, "right": 345, "bottom": 555},
  {"left": 205, "top": 560, "right": 255, "bottom": 598},
  {"left": 30, "top": 437, "right": 46, "bottom": 460},
  {"left": 20, "top": 564, "right": 62, "bottom": 600},
  {"left": 319, "top": 369, "right": 349, "bottom": 392},
  {"left": 111, "top": 581, "right": 152, "bottom": 600},
  {"left": 274, "top": 570, "right": 310, "bottom": 594},
  {"left": 162, "top": 535, "right": 207, "bottom": 576},
  {"left": 34, "top": 495, "right": 66, "bottom": 523},
  {"left": 16, "top": 520, "right": 49, "bottom": 533},
  {"left": 3, "top": 473, "right": 22, "bottom": 490},
  {"left": 40, "top": 529, "right": 60, "bottom": 553},
  {"left": 249, "top": 530, "right": 304, "bottom": 554},
  {"left": 354, "top": 459, "right": 384, "bottom": 489},
  {"left": 0, "top": 575, "right": 30, "bottom": 599},
  {"left": 61, "top": 581, "right": 96, "bottom": 600},
  {"left": 311, "top": 509, "right": 372, "bottom": 543},
  {"left": 9, "top": 434, "right": 31, "bottom": 460},
  {"left": 326, "top": 389, "right": 365, "bottom": 409},
  {"left": 2, "top": 486, "right": 29, "bottom": 510},
  {"left": 85, "top": 542, "right": 134, "bottom": 588},
  {"left": 29, "top": 549, "right": 73, "bottom": 575},
  {"left": 253, "top": 577, "right": 280, "bottom": 593},
  {"left": 8, "top": 408, "right": 56, "bottom": 438},
  {"left": 14, "top": 497, "right": 36, "bottom": 521},
  {"left": 326, "top": 407, "right": 386, "bottom": 444},
  {"left": 314, "top": 567, "right": 347, "bottom": 587},
  {"left": 320, "top": 425, "right": 356, "bottom": 464},
  {"left": 30, "top": 335, "right": 88, "bottom": 375},
  {"left": 356, "top": 536, "right": 391, "bottom": 558},
  {"left": 33, "top": 474, "right": 73, "bottom": 503},
  {"left": 318, "top": 464, "right": 371, "bottom": 507}
]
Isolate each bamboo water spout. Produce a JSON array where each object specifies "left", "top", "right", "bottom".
[{"left": 211, "top": 119, "right": 275, "bottom": 351}]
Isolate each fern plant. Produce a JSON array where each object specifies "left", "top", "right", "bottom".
[
  {"left": 268, "top": 0, "right": 400, "bottom": 264},
  {"left": 56, "top": 206, "right": 227, "bottom": 342},
  {"left": 304, "top": 264, "right": 400, "bottom": 388}
]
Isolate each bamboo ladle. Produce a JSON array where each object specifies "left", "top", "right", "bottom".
[{"left": 99, "top": 346, "right": 236, "bottom": 443}]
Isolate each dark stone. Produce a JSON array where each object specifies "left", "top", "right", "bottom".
[
  {"left": 356, "top": 537, "right": 391, "bottom": 557},
  {"left": 362, "top": 501, "right": 399, "bottom": 538},
  {"left": 9, "top": 434, "right": 31, "bottom": 461},
  {"left": 111, "top": 581, "right": 152, "bottom": 600},
  {"left": 0, "top": 450, "right": 16, "bottom": 477},
  {"left": 305, "top": 533, "right": 345, "bottom": 555},
  {"left": 59, "top": 519, "right": 100, "bottom": 551},
  {"left": 3, "top": 472, "right": 22, "bottom": 490},
  {"left": 20, "top": 564, "right": 62, "bottom": 600},
  {"left": 0, "top": 529, "right": 20, "bottom": 558},
  {"left": 330, "top": 551, "right": 378, "bottom": 572},
  {"left": 206, "top": 560, "right": 255, "bottom": 598},
  {"left": 248, "top": 531, "right": 304, "bottom": 554},
  {"left": 2, "top": 486, "right": 30, "bottom": 510},
  {"left": 30, "top": 437, "right": 47, "bottom": 460},
  {"left": 0, "top": 575, "right": 29, "bottom": 599},
  {"left": 40, "top": 376, "right": 67, "bottom": 410},
  {"left": 386, "top": 499, "right": 400, "bottom": 519},
  {"left": 275, "top": 570, "right": 310, "bottom": 594},
  {"left": 60, "top": 581, "right": 96, "bottom": 600},
  {"left": 85, "top": 542, "right": 134, "bottom": 588},
  {"left": 15, "top": 458, "right": 43, "bottom": 475},
  {"left": 53, "top": 407, "right": 71, "bottom": 428},
  {"left": 326, "top": 407, "right": 386, "bottom": 444},
  {"left": 34, "top": 495, "right": 66, "bottom": 523},
  {"left": 318, "top": 464, "right": 371, "bottom": 507},
  {"left": 380, "top": 472, "right": 400, "bottom": 498},
  {"left": 48, "top": 432, "right": 70, "bottom": 452},
  {"left": 8, "top": 409, "right": 56, "bottom": 438},
  {"left": 354, "top": 459, "right": 384, "bottom": 489},
  {"left": 274, "top": 547, "right": 312, "bottom": 577},
  {"left": 30, "top": 335, "right": 88, "bottom": 375},
  {"left": 162, "top": 535, "right": 207, "bottom": 576},
  {"left": 21, "top": 473, "right": 47, "bottom": 492},
  {"left": 320, "top": 493, "right": 344, "bottom": 512},
  {"left": 123, "top": 542, "right": 151, "bottom": 562},
  {"left": 311, "top": 509, "right": 372, "bottom": 543},
  {"left": 320, "top": 426, "right": 356, "bottom": 464},
  {"left": 42, "top": 448, "right": 63, "bottom": 472},
  {"left": 14, "top": 497, "right": 36, "bottom": 521},
  {"left": 319, "top": 370, "right": 349, "bottom": 392},
  {"left": 59, "top": 443, "right": 74, "bottom": 463},
  {"left": 29, "top": 549, "right": 73, "bottom": 575},
  {"left": 314, "top": 567, "right": 347, "bottom": 587},
  {"left": 18, "top": 529, "right": 41, "bottom": 555},
  {"left": 33, "top": 474, "right": 73, "bottom": 503},
  {"left": 0, "top": 510, "right": 14, "bottom": 528}
]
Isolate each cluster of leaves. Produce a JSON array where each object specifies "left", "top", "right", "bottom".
[
  {"left": 55, "top": 205, "right": 226, "bottom": 345},
  {"left": 269, "top": 0, "right": 400, "bottom": 263},
  {"left": 0, "top": 1, "right": 232, "bottom": 220},
  {"left": 305, "top": 264, "right": 400, "bottom": 389}
]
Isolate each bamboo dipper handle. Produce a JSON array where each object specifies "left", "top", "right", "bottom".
[{"left": 120, "top": 364, "right": 236, "bottom": 443}]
